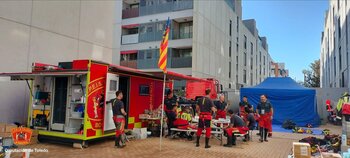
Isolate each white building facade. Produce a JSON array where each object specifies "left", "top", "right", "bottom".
[
  {"left": 321, "top": 0, "right": 350, "bottom": 88},
  {"left": 0, "top": 0, "right": 121, "bottom": 123},
  {"left": 120, "top": 0, "right": 273, "bottom": 90}
]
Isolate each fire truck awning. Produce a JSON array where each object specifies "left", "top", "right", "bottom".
[
  {"left": 0, "top": 71, "right": 88, "bottom": 80},
  {"left": 142, "top": 70, "right": 207, "bottom": 82}
]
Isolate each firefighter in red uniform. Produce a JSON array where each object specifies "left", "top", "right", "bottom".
[
  {"left": 196, "top": 89, "right": 217, "bottom": 148},
  {"left": 214, "top": 94, "right": 228, "bottom": 120},
  {"left": 164, "top": 90, "right": 178, "bottom": 137},
  {"left": 107, "top": 91, "right": 127, "bottom": 148},
  {"left": 223, "top": 109, "right": 249, "bottom": 147},
  {"left": 239, "top": 96, "right": 252, "bottom": 121},
  {"left": 256, "top": 94, "right": 273, "bottom": 142}
]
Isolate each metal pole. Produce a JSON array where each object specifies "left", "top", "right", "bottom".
[{"left": 159, "top": 73, "right": 166, "bottom": 151}]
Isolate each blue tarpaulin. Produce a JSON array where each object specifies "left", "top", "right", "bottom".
[{"left": 240, "top": 77, "right": 320, "bottom": 127}]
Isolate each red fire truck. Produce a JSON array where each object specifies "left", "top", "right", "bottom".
[
  {"left": 0, "top": 59, "right": 207, "bottom": 147},
  {"left": 186, "top": 78, "right": 222, "bottom": 100}
]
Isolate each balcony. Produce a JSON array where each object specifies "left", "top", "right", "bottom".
[
  {"left": 171, "top": 57, "right": 192, "bottom": 68},
  {"left": 173, "top": 0, "right": 193, "bottom": 11},
  {"left": 122, "top": 34, "right": 139, "bottom": 44},
  {"left": 120, "top": 60, "right": 137, "bottom": 69},
  {"left": 139, "top": 0, "right": 193, "bottom": 16},
  {"left": 138, "top": 59, "right": 153, "bottom": 69},
  {"left": 122, "top": 8, "right": 139, "bottom": 19}
]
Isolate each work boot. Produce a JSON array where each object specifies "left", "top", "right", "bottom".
[
  {"left": 264, "top": 129, "right": 268, "bottom": 142},
  {"left": 205, "top": 137, "right": 211, "bottom": 148},
  {"left": 232, "top": 136, "right": 236, "bottom": 146},
  {"left": 223, "top": 136, "right": 232, "bottom": 147},
  {"left": 115, "top": 136, "right": 120, "bottom": 148},
  {"left": 195, "top": 136, "right": 200, "bottom": 147}
]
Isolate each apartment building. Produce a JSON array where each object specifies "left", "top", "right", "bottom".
[
  {"left": 120, "top": 0, "right": 273, "bottom": 90},
  {"left": 320, "top": 0, "right": 350, "bottom": 88},
  {"left": 270, "top": 62, "right": 289, "bottom": 77}
]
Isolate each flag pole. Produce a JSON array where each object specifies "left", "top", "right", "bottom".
[{"left": 159, "top": 72, "right": 166, "bottom": 151}]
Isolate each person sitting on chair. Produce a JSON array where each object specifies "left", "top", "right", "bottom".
[{"left": 223, "top": 109, "right": 249, "bottom": 147}]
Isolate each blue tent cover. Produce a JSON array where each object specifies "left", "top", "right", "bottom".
[{"left": 240, "top": 77, "right": 320, "bottom": 127}]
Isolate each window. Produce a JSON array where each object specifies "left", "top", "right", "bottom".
[
  {"left": 109, "top": 80, "right": 118, "bottom": 91},
  {"left": 346, "top": 16, "right": 348, "bottom": 45},
  {"left": 172, "top": 49, "right": 192, "bottom": 58},
  {"left": 179, "top": 21, "right": 193, "bottom": 39},
  {"left": 229, "top": 20, "right": 232, "bottom": 36},
  {"left": 250, "top": 73, "right": 253, "bottom": 85},
  {"left": 139, "top": 85, "right": 150, "bottom": 95},
  {"left": 138, "top": 51, "right": 145, "bottom": 59},
  {"left": 128, "top": 28, "right": 138, "bottom": 34},
  {"left": 236, "top": 44, "right": 239, "bottom": 53},
  {"left": 146, "top": 52, "right": 152, "bottom": 59},
  {"left": 229, "top": 62, "right": 232, "bottom": 78},
  {"left": 250, "top": 58, "right": 253, "bottom": 70},
  {"left": 334, "top": 56, "right": 336, "bottom": 76},
  {"left": 263, "top": 56, "right": 266, "bottom": 65},
  {"left": 259, "top": 51, "right": 262, "bottom": 62},
  {"left": 342, "top": 72, "right": 345, "bottom": 87},
  {"left": 250, "top": 42, "right": 253, "bottom": 55},
  {"left": 338, "top": 18, "right": 341, "bottom": 39},
  {"left": 129, "top": 53, "right": 137, "bottom": 60},
  {"left": 244, "top": 35, "right": 247, "bottom": 49},
  {"left": 236, "top": 16, "right": 239, "bottom": 32},
  {"left": 236, "top": 56, "right": 238, "bottom": 71},
  {"left": 243, "top": 70, "right": 247, "bottom": 83},
  {"left": 147, "top": 25, "right": 153, "bottom": 33},
  {"left": 244, "top": 52, "right": 247, "bottom": 66},
  {"left": 229, "top": 41, "right": 232, "bottom": 57},
  {"left": 339, "top": 47, "right": 342, "bottom": 70}
]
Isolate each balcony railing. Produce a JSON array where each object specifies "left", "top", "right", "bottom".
[
  {"left": 173, "top": 0, "right": 193, "bottom": 11},
  {"left": 122, "top": 8, "right": 139, "bottom": 19},
  {"left": 120, "top": 60, "right": 137, "bottom": 69},
  {"left": 139, "top": 0, "right": 193, "bottom": 16},
  {"left": 122, "top": 34, "right": 139, "bottom": 44},
  {"left": 171, "top": 57, "right": 192, "bottom": 68},
  {"left": 137, "top": 59, "right": 159, "bottom": 69}
]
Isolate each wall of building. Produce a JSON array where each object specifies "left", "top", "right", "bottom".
[
  {"left": 321, "top": 0, "right": 350, "bottom": 89},
  {"left": 315, "top": 87, "right": 348, "bottom": 124},
  {"left": 192, "top": 0, "right": 272, "bottom": 90},
  {"left": 0, "top": 0, "right": 119, "bottom": 123}
]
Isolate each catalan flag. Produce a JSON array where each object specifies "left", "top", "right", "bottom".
[{"left": 158, "top": 18, "right": 170, "bottom": 73}]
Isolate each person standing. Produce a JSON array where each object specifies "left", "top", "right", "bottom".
[
  {"left": 244, "top": 108, "right": 256, "bottom": 141},
  {"left": 108, "top": 91, "right": 127, "bottom": 148},
  {"left": 164, "top": 90, "right": 178, "bottom": 137},
  {"left": 196, "top": 89, "right": 217, "bottom": 148},
  {"left": 214, "top": 94, "right": 228, "bottom": 120},
  {"left": 239, "top": 96, "right": 252, "bottom": 120},
  {"left": 256, "top": 94, "right": 273, "bottom": 142}
]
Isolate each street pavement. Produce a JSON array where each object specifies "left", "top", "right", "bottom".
[{"left": 9, "top": 124, "right": 342, "bottom": 158}]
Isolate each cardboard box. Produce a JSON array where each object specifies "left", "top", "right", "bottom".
[
  {"left": 341, "top": 145, "right": 350, "bottom": 152},
  {"left": 293, "top": 142, "right": 311, "bottom": 158},
  {"left": 321, "top": 152, "right": 342, "bottom": 158},
  {"left": 133, "top": 128, "right": 147, "bottom": 139},
  {"left": 5, "top": 124, "right": 17, "bottom": 133}
]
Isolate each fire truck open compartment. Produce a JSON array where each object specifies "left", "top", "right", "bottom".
[{"left": 0, "top": 59, "right": 217, "bottom": 147}]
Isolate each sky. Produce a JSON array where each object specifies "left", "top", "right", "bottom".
[{"left": 242, "top": 0, "right": 329, "bottom": 81}]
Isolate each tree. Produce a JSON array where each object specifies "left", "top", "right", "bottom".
[{"left": 302, "top": 60, "right": 320, "bottom": 87}]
